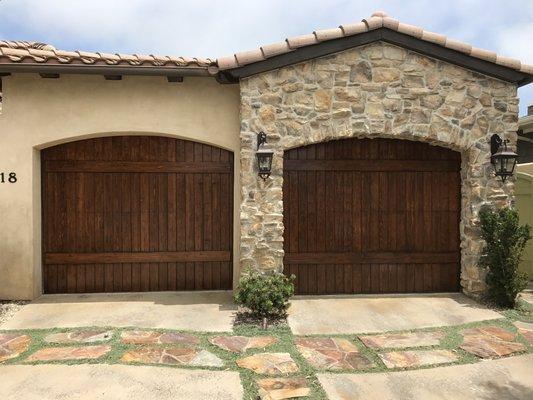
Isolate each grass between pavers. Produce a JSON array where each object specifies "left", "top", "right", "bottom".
[{"left": 0, "top": 309, "right": 532, "bottom": 400}]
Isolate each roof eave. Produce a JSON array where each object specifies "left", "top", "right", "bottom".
[
  {"left": 0, "top": 63, "right": 214, "bottom": 77},
  {"left": 221, "top": 28, "right": 532, "bottom": 86}
]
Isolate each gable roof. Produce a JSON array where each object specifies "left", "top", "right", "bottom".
[
  {"left": 216, "top": 11, "right": 532, "bottom": 85},
  {"left": 0, "top": 11, "right": 531, "bottom": 85}
]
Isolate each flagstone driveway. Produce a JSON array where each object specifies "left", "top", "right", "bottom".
[{"left": 0, "top": 292, "right": 532, "bottom": 399}]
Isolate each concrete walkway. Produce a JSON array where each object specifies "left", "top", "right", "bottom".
[
  {"left": 520, "top": 283, "right": 533, "bottom": 306},
  {"left": 0, "top": 364, "right": 243, "bottom": 400},
  {"left": 318, "top": 354, "right": 533, "bottom": 400},
  {"left": 1, "top": 292, "right": 235, "bottom": 332},
  {"left": 288, "top": 293, "right": 502, "bottom": 335}
]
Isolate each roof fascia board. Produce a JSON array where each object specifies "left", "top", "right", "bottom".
[
  {"left": 223, "top": 28, "right": 531, "bottom": 86},
  {"left": 0, "top": 63, "right": 212, "bottom": 77}
]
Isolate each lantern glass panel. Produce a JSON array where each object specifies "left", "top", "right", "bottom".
[{"left": 259, "top": 154, "right": 272, "bottom": 170}]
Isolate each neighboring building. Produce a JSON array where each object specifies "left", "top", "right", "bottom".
[
  {"left": 518, "top": 105, "right": 533, "bottom": 172},
  {"left": 0, "top": 11, "right": 532, "bottom": 300},
  {"left": 516, "top": 106, "right": 533, "bottom": 279}
]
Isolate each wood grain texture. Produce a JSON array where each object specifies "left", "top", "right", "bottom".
[
  {"left": 42, "top": 136, "right": 233, "bottom": 294},
  {"left": 283, "top": 138, "right": 461, "bottom": 294}
]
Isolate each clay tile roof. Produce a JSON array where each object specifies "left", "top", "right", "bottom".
[
  {"left": 286, "top": 33, "right": 318, "bottom": 49},
  {"left": 0, "top": 40, "right": 56, "bottom": 51},
  {"left": 0, "top": 40, "right": 215, "bottom": 71},
  {"left": 216, "top": 10, "right": 533, "bottom": 77},
  {"left": 1, "top": 11, "right": 531, "bottom": 82},
  {"left": 261, "top": 41, "right": 292, "bottom": 58}
]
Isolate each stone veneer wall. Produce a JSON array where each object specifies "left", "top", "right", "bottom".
[{"left": 239, "top": 42, "right": 519, "bottom": 297}]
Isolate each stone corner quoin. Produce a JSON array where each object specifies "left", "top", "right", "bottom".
[{"left": 238, "top": 42, "right": 518, "bottom": 298}]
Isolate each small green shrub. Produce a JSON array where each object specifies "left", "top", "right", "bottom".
[
  {"left": 234, "top": 269, "right": 295, "bottom": 319},
  {"left": 479, "top": 206, "right": 531, "bottom": 308}
]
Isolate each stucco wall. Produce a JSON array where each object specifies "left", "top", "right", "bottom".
[
  {"left": 518, "top": 163, "right": 533, "bottom": 175},
  {"left": 0, "top": 74, "right": 240, "bottom": 299},
  {"left": 239, "top": 42, "right": 519, "bottom": 298}
]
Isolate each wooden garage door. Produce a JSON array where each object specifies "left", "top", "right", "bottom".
[
  {"left": 42, "top": 136, "right": 233, "bottom": 293},
  {"left": 283, "top": 138, "right": 461, "bottom": 294}
]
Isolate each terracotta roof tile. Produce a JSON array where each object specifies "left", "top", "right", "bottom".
[
  {"left": 444, "top": 38, "right": 472, "bottom": 54},
  {"left": 286, "top": 34, "right": 318, "bottom": 49},
  {"left": 134, "top": 54, "right": 155, "bottom": 64},
  {"left": 470, "top": 47, "right": 497, "bottom": 63},
  {"left": 396, "top": 22, "right": 424, "bottom": 39},
  {"left": 215, "top": 10, "right": 532, "bottom": 79},
  {"left": 0, "top": 40, "right": 215, "bottom": 71},
  {"left": 0, "top": 40, "right": 56, "bottom": 51},
  {"left": 261, "top": 41, "right": 292, "bottom": 58},
  {"left": 520, "top": 64, "right": 533, "bottom": 75},
  {"left": 235, "top": 49, "right": 265, "bottom": 66},
  {"left": 496, "top": 55, "right": 521, "bottom": 70},
  {"left": 314, "top": 28, "right": 344, "bottom": 42},
  {"left": 363, "top": 16, "right": 384, "bottom": 30},
  {"left": 421, "top": 31, "right": 447, "bottom": 46},
  {"left": 339, "top": 22, "right": 368, "bottom": 36},
  {"left": 116, "top": 53, "right": 136, "bottom": 62},
  {"left": 217, "top": 55, "right": 238, "bottom": 70},
  {"left": 0, "top": 47, "right": 28, "bottom": 61},
  {"left": 382, "top": 17, "right": 400, "bottom": 30}
]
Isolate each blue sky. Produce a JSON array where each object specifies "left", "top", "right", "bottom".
[{"left": 1, "top": 0, "right": 532, "bottom": 115}]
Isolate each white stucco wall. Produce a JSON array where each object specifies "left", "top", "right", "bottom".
[{"left": 0, "top": 73, "right": 240, "bottom": 299}]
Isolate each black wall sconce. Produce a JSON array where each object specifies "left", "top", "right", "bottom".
[
  {"left": 490, "top": 134, "right": 517, "bottom": 182},
  {"left": 256, "top": 132, "right": 274, "bottom": 180}
]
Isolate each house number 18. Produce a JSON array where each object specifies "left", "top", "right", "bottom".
[{"left": 0, "top": 172, "right": 17, "bottom": 183}]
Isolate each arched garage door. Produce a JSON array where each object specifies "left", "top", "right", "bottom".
[
  {"left": 42, "top": 136, "right": 233, "bottom": 293},
  {"left": 283, "top": 138, "right": 460, "bottom": 294}
]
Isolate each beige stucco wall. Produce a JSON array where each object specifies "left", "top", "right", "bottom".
[
  {"left": 0, "top": 74, "right": 240, "bottom": 300},
  {"left": 518, "top": 163, "right": 533, "bottom": 175}
]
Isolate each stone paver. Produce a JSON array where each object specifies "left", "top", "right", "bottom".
[
  {"left": 121, "top": 347, "right": 223, "bottom": 367},
  {"left": 121, "top": 330, "right": 199, "bottom": 345},
  {"left": 460, "top": 326, "right": 526, "bottom": 358},
  {"left": 209, "top": 335, "right": 277, "bottom": 353},
  {"left": 378, "top": 349, "right": 458, "bottom": 369},
  {"left": 0, "top": 364, "right": 243, "bottom": 400},
  {"left": 236, "top": 353, "right": 299, "bottom": 375},
  {"left": 359, "top": 331, "right": 443, "bottom": 349},
  {"left": 0, "top": 334, "right": 31, "bottom": 362},
  {"left": 514, "top": 321, "right": 533, "bottom": 344},
  {"left": 44, "top": 329, "right": 114, "bottom": 344},
  {"left": 27, "top": 345, "right": 111, "bottom": 361},
  {"left": 257, "top": 377, "right": 310, "bottom": 400},
  {"left": 288, "top": 294, "right": 501, "bottom": 335},
  {"left": 317, "top": 354, "right": 533, "bottom": 400},
  {"left": 296, "top": 337, "right": 374, "bottom": 370},
  {"left": 2, "top": 292, "right": 235, "bottom": 332}
]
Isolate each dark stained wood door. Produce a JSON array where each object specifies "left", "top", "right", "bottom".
[
  {"left": 42, "top": 136, "right": 233, "bottom": 293},
  {"left": 283, "top": 138, "right": 461, "bottom": 294}
]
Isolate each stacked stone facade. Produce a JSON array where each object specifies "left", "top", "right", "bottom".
[{"left": 239, "top": 42, "right": 519, "bottom": 297}]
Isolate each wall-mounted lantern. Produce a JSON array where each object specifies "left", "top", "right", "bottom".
[
  {"left": 490, "top": 134, "right": 517, "bottom": 182},
  {"left": 256, "top": 132, "right": 274, "bottom": 180}
]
